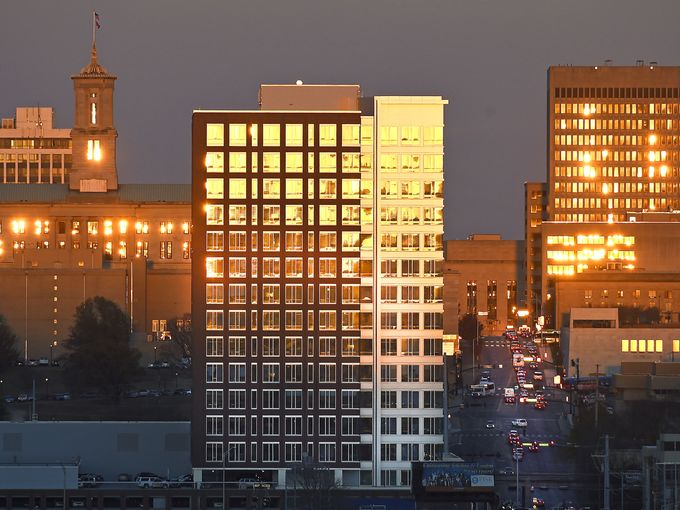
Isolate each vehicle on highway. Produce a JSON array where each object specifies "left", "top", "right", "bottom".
[
  {"left": 504, "top": 387, "right": 515, "bottom": 397},
  {"left": 512, "top": 418, "right": 528, "bottom": 427},
  {"left": 528, "top": 441, "right": 540, "bottom": 452},
  {"left": 470, "top": 383, "right": 494, "bottom": 397},
  {"left": 485, "top": 420, "right": 495, "bottom": 429},
  {"left": 533, "top": 371, "right": 544, "bottom": 381},
  {"left": 512, "top": 353, "right": 525, "bottom": 367},
  {"left": 534, "top": 401, "right": 546, "bottom": 410},
  {"left": 505, "top": 395, "right": 516, "bottom": 404},
  {"left": 531, "top": 496, "right": 545, "bottom": 508},
  {"left": 77, "top": 474, "right": 101, "bottom": 488}
]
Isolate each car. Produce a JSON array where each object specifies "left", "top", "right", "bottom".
[
  {"left": 135, "top": 472, "right": 161, "bottom": 481},
  {"left": 17, "top": 393, "right": 33, "bottom": 402},
  {"left": 531, "top": 497, "right": 545, "bottom": 508},
  {"left": 137, "top": 476, "right": 165, "bottom": 488},
  {"left": 528, "top": 441, "right": 540, "bottom": 452},
  {"left": 3, "top": 395, "right": 16, "bottom": 403},
  {"left": 54, "top": 392, "right": 71, "bottom": 401},
  {"left": 505, "top": 396, "right": 516, "bottom": 404},
  {"left": 498, "top": 466, "right": 515, "bottom": 475},
  {"left": 27, "top": 359, "right": 39, "bottom": 367},
  {"left": 534, "top": 401, "right": 546, "bottom": 410},
  {"left": 174, "top": 388, "right": 191, "bottom": 396},
  {"left": 238, "top": 478, "right": 271, "bottom": 489},
  {"left": 163, "top": 473, "right": 194, "bottom": 488},
  {"left": 485, "top": 420, "right": 495, "bottom": 429},
  {"left": 512, "top": 418, "right": 528, "bottom": 427},
  {"left": 78, "top": 474, "right": 100, "bottom": 488},
  {"left": 528, "top": 362, "right": 538, "bottom": 369},
  {"left": 533, "top": 371, "right": 544, "bottom": 381}
]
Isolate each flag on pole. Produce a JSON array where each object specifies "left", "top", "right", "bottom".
[{"left": 95, "top": 12, "right": 101, "bottom": 29}]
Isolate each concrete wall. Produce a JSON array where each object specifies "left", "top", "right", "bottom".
[
  {"left": 0, "top": 465, "right": 78, "bottom": 490},
  {"left": 564, "top": 326, "right": 680, "bottom": 376},
  {"left": 0, "top": 422, "right": 191, "bottom": 481}
]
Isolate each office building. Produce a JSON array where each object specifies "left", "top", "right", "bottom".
[
  {"left": 443, "top": 235, "right": 525, "bottom": 335},
  {"left": 0, "top": 44, "right": 191, "bottom": 360},
  {"left": 191, "top": 85, "right": 447, "bottom": 487},
  {"left": 528, "top": 65, "right": 680, "bottom": 328}
]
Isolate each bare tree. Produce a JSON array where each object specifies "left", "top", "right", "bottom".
[
  {"left": 289, "top": 458, "right": 340, "bottom": 510},
  {"left": 157, "top": 314, "right": 192, "bottom": 364}
]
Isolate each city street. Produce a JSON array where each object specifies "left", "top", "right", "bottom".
[{"left": 450, "top": 335, "right": 599, "bottom": 508}]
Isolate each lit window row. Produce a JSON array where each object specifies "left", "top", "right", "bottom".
[
  {"left": 554, "top": 101, "right": 680, "bottom": 115},
  {"left": 4, "top": 219, "right": 189, "bottom": 236},
  {"left": 205, "top": 152, "right": 364, "bottom": 174},
  {"left": 621, "top": 339, "right": 664, "bottom": 353},
  {"left": 206, "top": 123, "right": 361, "bottom": 148},
  {"left": 204, "top": 309, "right": 367, "bottom": 332},
  {"left": 379, "top": 154, "right": 443, "bottom": 172},
  {"left": 378, "top": 126, "right": 443, "bottom": 146}
]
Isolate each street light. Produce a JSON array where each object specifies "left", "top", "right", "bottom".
[
  {"left": 45, "top": 378, "right": 49, "bottom": 399},
  {"left": 473, "top": 311, "right": 488, "bottom": 382},
  {"left": 153, "top": 346, "right": 158, "bottom": 363}
]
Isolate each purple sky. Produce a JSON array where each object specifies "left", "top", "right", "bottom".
[{"left": 3, "top": 1, "right": 679, "bottom": 239}]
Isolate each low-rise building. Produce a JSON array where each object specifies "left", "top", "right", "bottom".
[{"left": 561, "top": 308, "right": 680, "bottom": 376}]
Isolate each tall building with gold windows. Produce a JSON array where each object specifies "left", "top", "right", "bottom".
[
  {"left": 191, "top": 85, "right": 446, "bottom": 488},
  {"left": 534, "top": 64, "right": 680, "bottom": 329},
  {"left": 0, "top": 43, "right": 191, "bottom": 361}
]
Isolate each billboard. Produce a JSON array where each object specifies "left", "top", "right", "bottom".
[{"left": 412, "top": 462, "right": 495, "bottom": 493}]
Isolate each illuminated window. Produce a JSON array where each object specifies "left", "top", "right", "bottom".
[
  {"left": 285, "top": 232, "right": 303, "bottom": 251},
  {"left": 86, "top": 140, "right": 101, "bottom": 161},
  {"left": 206, "top": 284, "right": 224, "bottom": 304},
  {"left": 228, "top": 178, "right": 247, "bottom": 199},
  {"left": 206, "top": 179, "right": 224, "bottom": 199},
  {"left": 319, "top": 179, "right": 336, "bottom": 199},
  {"left": 206, "top": 124, "right": 224, "bottom": 146},
  {"left": 90, "top": 102, "right": 97, "bottom": 125},
  {"left": 228, "top": 153, "right": 246, "bottom": 173},
  {"left": 286, "top": 153, "right": 303, "bottom": 173},
  {"left": 285, "top": 124, "right": 303, "bottom": 146},
  {"left": 621, "top": 340, "right": 629, "bottom": 352},
  {"left": 655, "top": 340, "right": 663, "bottom": 353},
  {"left": 673, "top": 340, "right": 680, "bottom": 353},
  {"left": 262, "top": 206, "right": 280, "bottom": 225},
  {"left": 118, "top": 241, "right": 127, "bottom": 260},
  {"left": 401, "top": 126, "right": 421, "bottom": 145},
  {"left": 228, "top": 205, "right": 247, "bottom": 225},
  {"left": 263, "top": 178, "right": 280, "bottom": 199},
  {"left": 285, "top": 179, "right": 303, "bottom": 199},
  {"left": 285, "top": 205, "right": 303, "bottom": 225},
  {"left": 341, "top": 153, "right": 360, "bottom": 172},
  {"left": 229, "top": 124, "right": 246, "bottom": 146},
  {"left": 341, "top": 125, "right": 360, "bottom": 146},
  {"left": 206, "top": 232, "right": 224, "bottom": 252},
  {"left": 319, "top": 205, "right": 336, "bottom": 225},
  {"left": 206, "top": 257, "right": 224, "bottom": 278},
  {"left": 263, "top": 124, "right": 280, "bottom": 146},
  {"left": 263, "top": 152, "right": 280, "bottom": 172},
  {"left": 160, "top": 241, "right": 172, "bottom": 259},
  {"left": 205, "top": 152, "right": 224, "bottom": 173},
  {"left": 380, "top": 127, "right": 398, "bottom": 146},
  {"left": 424, "top": 126, "right": 443, "bottom": 145},
  {"left": 319, "top": 124, "right": 337, "bottom": 146},
  {"left": 183, "top": 241, "right": 190, "bottom": 258},
  {"left": 424, "top": 154, "right": 443, "bottom": 172},
  {"left": 319, "top": 153, "right": 337, "bottom": 173},
  {"left": 206, "top": 205, "right": 224, "bottom": 225}
]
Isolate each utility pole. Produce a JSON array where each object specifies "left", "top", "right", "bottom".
[{"left": 604, "top": 434, "right": 610, "bottom": 510}]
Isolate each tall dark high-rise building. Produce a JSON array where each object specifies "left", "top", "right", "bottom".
[{"left": 191, "top": 85, "right": 447, "bottom": 487}]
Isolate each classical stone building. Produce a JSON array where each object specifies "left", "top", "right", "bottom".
[{"left": 0, "top": 44, "right": 190, "bottom": 361}]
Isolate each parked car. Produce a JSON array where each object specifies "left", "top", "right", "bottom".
[
  {"left": 135, "top": 472, "right": 161, "bottom": 481},
  {"left": 174, "top": 388, "right": 191, "bottom": 396},
  {"left": 136, "top": 476, "right": 164, "bottom": 488},
  {"left": 17, "top": 393, "right": 33, "bottom": 402},
  {"left": 3, "top": 395, "right": 16, "bottom": 404},
  {"left": 498, "top": 466, "right": 514, "bottom": 475},
  {"left": 78, "top": 474, "right": 100, "bottom": 488},
  {"left": 38, "top": 358, "right": 50, "bottom": 367},
  {"left": 238, "top": 478, "right": 270, "bottom": 489},
  {"left": 512, "top": 418, "right": 528, "bottom": 427},
  {"left": 54, "top": 393, "right": 71, "bottom": 401},
  {"left": 163, "top": 473, "right": 193, "bottom": 488}
]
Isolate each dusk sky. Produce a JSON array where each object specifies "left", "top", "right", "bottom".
[{"left": 4, "top": 1, "right": 679, "bottom": 240}]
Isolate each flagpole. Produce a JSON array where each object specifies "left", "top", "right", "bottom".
[{"left": 92, "top": 11, "right": 96, "bottom": 47}]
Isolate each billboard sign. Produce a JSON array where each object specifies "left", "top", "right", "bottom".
[{"left": 414, "top": 462, "right": 495, "bottom": 493}]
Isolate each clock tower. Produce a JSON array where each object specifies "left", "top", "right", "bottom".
[{"left": 70, "top": 43, "right": 118, "bottom": 191}]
